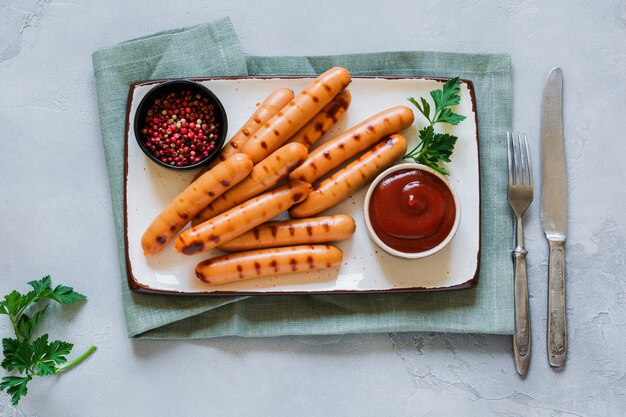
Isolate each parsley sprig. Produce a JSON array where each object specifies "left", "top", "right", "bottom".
[
  {"left": 405, "top": 77, "right": 466, "bottom": 175},
  {"left": 0, "top": 276, "right": 95, "bottom": 405}
]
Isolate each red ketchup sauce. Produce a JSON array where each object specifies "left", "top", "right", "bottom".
[{"left": 369, "top": 168, "right": 456, "bottom": 253}]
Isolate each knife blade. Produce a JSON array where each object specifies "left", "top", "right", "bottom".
[{"left": 540, "top": 67, "right": 568, "bottom": 367}]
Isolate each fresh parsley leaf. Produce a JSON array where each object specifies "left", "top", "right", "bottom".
[
  {"left": 1, "top": 338, "right": 20, "bottom": 371},
  {"left": 1, "top": 291, "right": 23, "bottom": 317},
  {"left": 435, "top": 107, "right": 466, "bottom": 126},
  {"left": 0, "top": 276, "right": 95, "bottom": 404},
  {"left": 11, "top": 342, "right": 34, "bottom": 374},
  {"left": 31, "top": 335, "right": 72, "bottom": 376},
  {"left": 49, "top": 285, "right": 86, "bottom": 304},
  {"left": 27, "top": 276, "right": 53, "bottom": 297},
  {"left": 405, "top": 77, "right": 466, "bottom": 175},
  {"left": 407, "top": 96, "right": 431, "bottom": 123},
  {"left": 431, "top": 78, "right": 461, "bottom": 110},
  {"left": 16, "top": 306, "right": 48, "bottom": 342},
  {"left": 0, "top": 375, "right": 31, "bottom": 405}
]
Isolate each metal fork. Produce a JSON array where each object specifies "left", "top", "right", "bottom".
[{"left": 507, "top": 131, "right": 533, "bottom": 376}]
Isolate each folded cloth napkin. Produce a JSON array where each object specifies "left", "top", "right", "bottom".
[{"left": 92, "top": 17, "right": 513, "bottom": 338}]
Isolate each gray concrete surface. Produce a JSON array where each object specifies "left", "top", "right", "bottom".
[{"left": 0, "top": 0, "right": 625, "bottom": 416}]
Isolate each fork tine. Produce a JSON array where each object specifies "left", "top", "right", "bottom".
[
  {"left": 507, "top": 131, "right": 513, "bottom": 185},
  {"left": 516, "top": 132, "right": 527, "bottom": 185},
  {"left": 524, "top": 133, "right": 533, "bottom": 186},
  {"left": 513, "top": 132, "right": 522, "bottom": 185}
]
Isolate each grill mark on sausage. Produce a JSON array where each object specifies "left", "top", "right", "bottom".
[
  {"left": 182, "top": 241, "right": 204, "bottom": 255},
  {"left": 323, "top": 150, "right": 331, "bottom": 160},
  {"left": 284, "top": 159, "right": 305, "bottom": 176},
  {"left": 254, "top": 117, "right": 262, "bottom": 123},
  {"left": 273, "top": 129, "right": 280, "bottom": 136},
  {"left": 196, "top": 271, "right": 206, "bottom": 281},
  {"left": 327, "top": 103, "right": 340, "bottom": 117},
  {"left": 169, "top": 225, "right": 177, "bottom": 232},
  {"left": 156, "top": 235, "right": 167, "bottom": 245},
  {"left": 242, "top": 130, "right": 250, "bottom": 138},
  {"left": 338, "top": 143, "right": 345, "bottom": 149},
  {"left": 306, "top": 224, "right": 313, "bottom": 236},
  {"left": 254, "top": 262, "right": 261, "bottom": 275},
  {"left": 322, "top": 222, "right": 330, "bottom": 232},
  {"left": 367, "top": 125, "right": 375, "bottom": 132},
  {"left": 315, "top": 122, "right": 324, "bottom": 132},
  {"left": 253, "top": 228, "right": 260, "bottom": 240},
  {"left": 270, "top": 259, "right": 279, "bottom": 272},
  {"left": 352, "top": 133, "right": 360, "bottom": 141},
  {"left": 208, "top": 191, "right": 215, "bottom": 197},
  {"left": 270, "top": 225, "right": 278, "bottom": 238},
  {"left": 237, "top": 264, "right": 244, "bottom": 279},
  {"left": 292, "top": 193, "right": 303, "bottom": 202},
  {"left": 288, "top": 224, "right": 295, "bottom": 236},
  {"left": 312, "top": 96, "right": 319, "bottom": 103},
  {"left": 277, "top": 111, "right": 284, "bottom": 117},
  {"left": 323, "top": 83, "right": 331, "bottom": 91},
  {"left": 261, "top": 141, "right": 268, "bottom": 149},
  {"left": 290, "top": 258, "right": 298, "bottom": 271},
  {"left": 209, "top": 235, "right": 220, "bottom": 244},
  {"left": 178, "top": 213, "right": 189, "bottom": 220},
  {"left": 220, "top": 179, "right": 230, "bottom": 187},
  {"left": 307, "top": 256, "right": 315, "bottom": 269}
]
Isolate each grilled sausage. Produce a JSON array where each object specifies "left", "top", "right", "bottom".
[
  {"left": 241, "top": 67, "right": 352, "bottom": 163},
  {"left": 287, "top": 89, "right": 351, "bottom": 149},
  {"left": 218, "top": 214, "right": 356, "bottom": 251},
  {"left": 141, "top": 153, "right": 253, "bottom": 255},
  {"left": 175, "top": 180, "right": 311, "bottom": 255},
  {"left": 196, "top": 245, "right": 343, "bottom": 285},
  {"left": 289, "top": 134, "right": 407, "bottom": 218},
  {"left": 192, "top": 142, "right": 308, "bottom": 225},
  {"left": 289, "top": 106, "right": 414, "bottom": 183},
  {"left": 194, "top": 88, "right": 294, "bottom": 179}
]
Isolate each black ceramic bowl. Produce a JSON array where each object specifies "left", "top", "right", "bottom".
[{"left": 133, "top": 79, "right": 228, "bottom": 170}]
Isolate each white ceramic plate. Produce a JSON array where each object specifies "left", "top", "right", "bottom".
[{"left": 124, "top": 76, "right": 480, "bottom": 295}]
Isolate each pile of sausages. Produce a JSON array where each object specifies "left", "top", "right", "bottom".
[{"left": 141, "top": 67, "right": 415, "bottom": 286}]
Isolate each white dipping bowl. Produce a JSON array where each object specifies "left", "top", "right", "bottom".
[{"left": 363, "top": 163, "right": 461, "bottom": 259}]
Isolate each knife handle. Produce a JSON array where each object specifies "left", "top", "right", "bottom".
[
  {"left": 547, "top": 239, "right": 567, "bottom": 367},
  {"left": 513, "top": 247, "right": 531, "bottom": 375}
]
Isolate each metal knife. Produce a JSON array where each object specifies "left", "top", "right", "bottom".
[{"left": 540, "top": 68, "right": 568, "bottom": 367}]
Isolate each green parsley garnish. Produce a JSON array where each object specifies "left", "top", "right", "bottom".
[
  {"left": 0, "top": 276, "right": 96, "bottom": 405},
  {"left": 405, "top": 77, "right": 466, "bottom": 175}
]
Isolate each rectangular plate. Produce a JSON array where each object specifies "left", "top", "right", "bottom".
[{"left": 124, "top": 76, "right": 480, "bottom": 295}]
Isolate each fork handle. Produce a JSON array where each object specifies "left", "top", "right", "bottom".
[
  {"left": 513, "top": 245, "right": 531, "bottom": 375},
  {"left": 547, "top": 238, "right": 567, "bottom": 367}
]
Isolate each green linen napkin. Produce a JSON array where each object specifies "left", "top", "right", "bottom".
[{"left": 92, "top": 17, "right": 513, "bottom": 338}]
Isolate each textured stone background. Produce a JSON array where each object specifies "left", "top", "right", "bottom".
[{"left": 0, "top": 0, "right": 625, "bottom": 416}]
